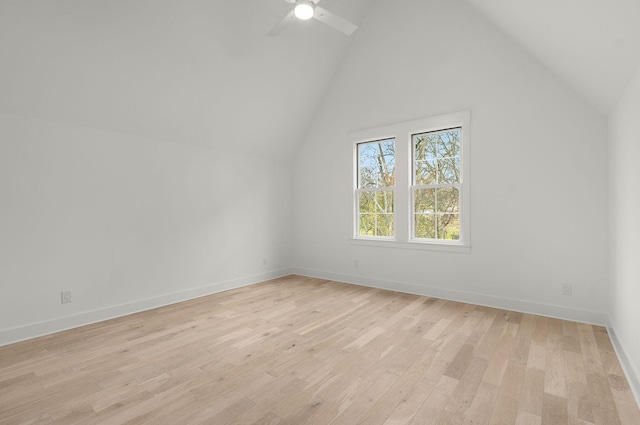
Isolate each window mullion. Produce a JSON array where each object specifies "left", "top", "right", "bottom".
[{"left": 394, "top": 133, "right": 409, "bottom": 243}]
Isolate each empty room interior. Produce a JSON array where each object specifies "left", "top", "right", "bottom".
[{"left": 1, "top": 0, "right": 640, "bottom": 424}]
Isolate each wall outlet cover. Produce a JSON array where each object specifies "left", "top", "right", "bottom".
[{"left": 61, "top": 291, "right": 72, "bottom": 304}]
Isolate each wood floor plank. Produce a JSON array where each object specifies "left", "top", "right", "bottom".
[
  {"left": 515, "top": 410, "right": 542, "bottom": 425},
  {"left": 562, "top": 321, "right": 582, "bottom": 354},
  {"left": 409, "top": 375, "right": 459, "bottom": 425},
  {"left": 542, "top": 393, "right": 568, "bottom": 425},
  {"left": 0, "top": 275, "right": 637, "bottom": 425},
  {"left": 586, "top": 365, "right": 623, "bottom": 425},
  {"left": 462, "top": 381, "right": 500, "bottom": 425},
  {"left": 445, "top": 356, "right": 490, "bottom": 415},
  {"left": 444, "top": 344, "right": 475, "bottom": 381},
  {"left": 510, "top": 314, "right": 535, "bottom": 364},
  {"left": 519, "top": 368, "right": 545, "bottom": 417},
  {"left": 328, "top": 372, "right": 398, "bottom": 425},
  {"left": 614, "top": 398, "right": 640, "bottom": 425},
  {"left": 483, "top": 331, "right": 516, "bottom": 386},
  {"left": 608, "top": 373, "right": 638, "bottom": 405},
  {"left": 566, "top": 381, "right": 595, "bottom": 424},
  {"left": 355, "top": 341, "right": 438, "bottom": 425},
  {"left": 382, "top": 381, "right": 434, "bottom": 425},
  {"left": 544, "top": 329, "right": 567, "bottom": 398},
  {"left": 488, "top": 360, "right": 526, "bottom": 425}
]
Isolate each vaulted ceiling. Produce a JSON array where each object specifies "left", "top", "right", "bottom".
[
  {"left": 465, "top": 0, "right": 640, "bottom": 114},
  {"left": 0, "top": 0, "right": 371, "bottom": 157},
  {"left": 1, "top": 0, "right": 638, "bottom": 158}
]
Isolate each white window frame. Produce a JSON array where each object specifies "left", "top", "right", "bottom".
[
  {"left": 411, "top": 127, "right": 463, "bottom": 242},
  {"left": 351, "top": 110, "right": 471, "bottom": 253}
]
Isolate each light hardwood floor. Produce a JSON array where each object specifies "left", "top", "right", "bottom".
[{"left": 1, "top": 275, "right": 639, "bottom": 425}]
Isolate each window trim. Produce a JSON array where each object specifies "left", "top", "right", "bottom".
[{"left": 350, "top": 111, "right": 471, "bottom": 252}]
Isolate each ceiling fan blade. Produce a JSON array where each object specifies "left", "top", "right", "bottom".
[
  {"left": 283, "top": 0, "right": 295, "bottom": 3},
  {"left": 268, "top": 10, "right": 296, "bottom": 36},
  {"left": 313, "top": 6, "right": 357, "bottom": 36}
]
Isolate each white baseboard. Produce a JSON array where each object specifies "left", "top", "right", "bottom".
[
  {"left": 0, "top": 268, "right": 293, "bottom": 347},
  {"left": 291, "top": 267, "right": 610, "bottom": 326},
  {"left": 608, "top": 326, "right": 640, "bottom": 407}
]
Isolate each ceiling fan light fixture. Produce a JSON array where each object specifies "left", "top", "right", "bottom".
[{"left": 294, "top": 1, "right": 314, "bottom": 20}]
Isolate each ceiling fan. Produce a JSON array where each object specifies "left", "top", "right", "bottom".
[{"left": 268, "top": 0, "right": 358, "bottom": 36}]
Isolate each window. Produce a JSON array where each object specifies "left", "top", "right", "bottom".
[
  {"left": 351, "top": 111, "right": 470, "bottom": 252},
  {"left": 412, "top": 128, "right": 461, "bottom": 240},
  {"left": 356, "top": 139, "right": 396, "bottom": 237}
]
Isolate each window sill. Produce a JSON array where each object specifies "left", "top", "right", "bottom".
[{"left": 349, "top": 238, "right": 471, "bottom": 253}]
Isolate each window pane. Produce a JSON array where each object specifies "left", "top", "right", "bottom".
[
  {"left": 358, "top": 140, "right": 395, "bottom": 188},
  {"left": 359, "top": 213, "right": 395, "bottom": 237},
  {"left": 436, "top": 187, "right": 459, "bottom": 213},
  {"left": 374, "top": 190, "right": 394, "bottom": 213},
  {"left": 413, "top": 128, "right": 461, "bottom": 185},
  {"left": 437, "top": 129, "right": 460, "bottom": 158},
  {"left": 438, "top": 157, "right": 460, "bottom": 184},
  {"left": 414, "top": 188, "right": 459, "bottom": 240},
  {"left": 437, "top": 214, "right": 460, "bottom": 240},
  {"left": 415, "top": 214, "right": 436, "bottom": 239},
  {"left": 414, "top": 188, "right": 435, "bottom": 213},
  {"left": 359, "top": 191, "right": 375, "bottom": 213},
  {"left": 415, "top": 159, "right": 437, "bottom": 185},
  {"left": 414, "top": 189, "right": 436, "bottom": 213},
  {"left": 358, "top": 191, "right": 394, "bottom": 237},
  {"left": 376, "top": 213, "right": 395, "bottom": 237},
  {"left": 414, "top": 134, "right": 437, "bottom": 161},
  {"left": 359, "top": 213, "right": 375, "bottom": 236},
  {"left": 359, "top": 190, "right": 394, "bottom": 213}
]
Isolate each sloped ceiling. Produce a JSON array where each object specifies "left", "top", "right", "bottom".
[
  {"left": 464, "top": 0, "right": 640, "bottom": 114},
  {"left": 1, "top": 0, "right": 638, "bottom": 158},
  {"left": 0, "top": 0, "right": 370, "bottom": 158}
]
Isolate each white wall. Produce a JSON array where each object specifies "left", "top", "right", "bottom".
[
  {"left": 609, "top": 66, "right": 640, "bottom": 399},
  {"left": 0, "top": 112, "right": 292, "bottom": 345},
  {"left": 292, "top": 0, "right": 609, "bottom": 324}
]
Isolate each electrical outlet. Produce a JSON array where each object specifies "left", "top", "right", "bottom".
[
  {"left": 562, "top": 284, "right": 572, "bottom": 296},
  {"left": 354, "top": 260, "right": 359, "bottom": 268},
  {"left": 61, "top": 291, "right": 72, "bottom": 304},
  {"left": 262, "top": 258, "right": 268, "bottom": 266}
]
